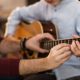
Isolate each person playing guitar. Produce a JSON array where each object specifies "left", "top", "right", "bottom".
[{"left": 4, "top": 0, "right": 80, "bottom": 80}]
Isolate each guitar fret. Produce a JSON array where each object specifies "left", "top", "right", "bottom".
[
  {"left": 42, "top": 38, "right": 80, "bottom": 50},
  {"left": 63, "top": 40, "right": 66, "bottom": 43},
  {"left": 54, "top": 41, "right": 56, "bottom": 46},
  {"left": 47, "top": 41, "right": 50, "bottom": 49},
  {"left": 69, "top": 39, "right": 72, "bottom": 44},
  {"left": 61, "top": 40, "right": 64, "bottom": 43},
  {"left": 55, "top": 41, "right": 57, "bottom": 46},
  {"left": 58, "top": 40, "right": 61, "bottom": 44},
  {"left": 50, "top": 42, "right": 52, "bottom": 48},
  {"left": 56, "top": 41, "right": 58, "bottom": 45},
  {"left": 67, "top": 39, "right": 69, "bottom": 44},
  {"left": 53, "top": 42, "right": 55, "bottom": 46},
  {"left": 78, "top": 38, "right": 80, "bottom": 41}
]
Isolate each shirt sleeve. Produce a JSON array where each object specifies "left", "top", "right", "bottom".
[
  {"left": 4, "top": 2, "right": 42, "bottom": 36},
  {"left": 0, "top": 58, "right": 20, "bottom": 76},
  {"left": 76, "top": 14, "right": 80, "bottom": 35}
]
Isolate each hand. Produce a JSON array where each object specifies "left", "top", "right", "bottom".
[
  {"left": 47, "top": 43, "right": 71, "bottom": 69},
  {"left": 71, "top": 41, "right": 80, "bottom": 57},
  {"left": 25, "top": 33, "right": 54, "bottom": 53},
  {"left": 0, "top": 36, "right": 20, "bottom": 54},
  {"left": 71, "top": 35, "right": 80, "bottom": 57}
]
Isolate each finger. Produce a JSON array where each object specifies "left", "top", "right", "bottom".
[
  {"left": 71, "top": 41, "right": 76, "bottom": 52},
  {"left": 76, "top": 41, "right": 80, "bottom": 50},
  {"left": 37, "top": 33, "right": 55, "bottom": 41},
  {"left": 34, "top": 47, "right": 49, "bottom": 53},
  {"left": 44, "top": 33, "right": 55, "bottom": 40},
  {"left": 55, "top": 53, "right": 71, "bottom": 66},
  {"left": 57, "top": 51, "right": 71, "bottom": 60},
  {"left": 72, "top": 35, "right": 80, "bottom": 38},
  {"left": 51, "top": 44, "right": 70, "bottom": 55},
  {"left": 29, "top": 45, "right": 49, "bottom": 53},
  {"left": 71, "top": 41, "right": 78, "bottom": 52},
  {"left": 58, "top": 46, "right": 71, "bottom": 55},
  {"left": 50, "top": 46, "right": 70, "bottom": 59},
  {"left": 38, "top": 48, "right": 49, "bottom": 53},
  {"left": 51, "top": 43, "right": 70, "bottom": 51},
  {"left": 60, "top": 56, "right": 71, "bottom": 65}
]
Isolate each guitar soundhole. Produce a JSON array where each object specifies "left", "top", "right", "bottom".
[
  {"left": 38, "top": 39, "right": 50, "bottom": 58},
  {"left": 40, "top": 20, "right": 57, "bottom": 39}
]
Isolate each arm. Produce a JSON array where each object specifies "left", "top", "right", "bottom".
[
  {"left": 19, "top": 43, "right": 71, "bottom": 75},
  {"left": 0, "top": 43, "right": 71, "bottom": 76},
  {"left": 0, "top": 33, "right": 53, "bottom": 54},
  {"left": 5, "top": 2, "right": 42, "bottom": 36},
  {"left": 3, "top": 31, "right": 55, "bottom": 57}
]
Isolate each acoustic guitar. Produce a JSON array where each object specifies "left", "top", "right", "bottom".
[{"left": 7, "top": 21, "right": 80, "bottom": 59}]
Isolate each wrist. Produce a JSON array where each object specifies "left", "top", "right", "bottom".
[
  {"left": 46, "top": 57, "right": 56, "bottom": 70},
  {"left": 20, "top": 38, "right": 33, "bottom": 59},
  {"left": 20, "top": 38, "right": 30, "bottom": 51},
  {"left": 44, "top": 57, "right": 51, "bottom": 70}
]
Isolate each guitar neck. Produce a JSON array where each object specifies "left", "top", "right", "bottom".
[{"left": 41, "top": 38, "right": 80, "bottom": 50}]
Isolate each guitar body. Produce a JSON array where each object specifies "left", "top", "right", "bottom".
[
  {"left": 7, "top": 21, "right": 57, "bottom": 59},
  {"left": 14, "top": 21, "right": 57, "bottom": 39}
]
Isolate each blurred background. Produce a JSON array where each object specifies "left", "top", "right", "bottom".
[{"left": 0, "top": 0, "right": 40, "bottom": 17}]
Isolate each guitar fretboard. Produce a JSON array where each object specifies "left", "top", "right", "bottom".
[{"left": 41, "top": 38, "right": 80, "bottom": 50}]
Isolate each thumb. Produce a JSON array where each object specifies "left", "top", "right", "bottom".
[{"left": 32, "top": 46, "right": 49, "bottom": 53}]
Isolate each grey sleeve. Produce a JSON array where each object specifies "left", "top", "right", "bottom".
[
  {"left": 5, "top": 2, "right": 43, "bottom": 36},
  {"left": 76, "top": 14, "right": 80, "bottom": 36}
]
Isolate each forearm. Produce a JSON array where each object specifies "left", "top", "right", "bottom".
[{"left": 19, "top": 58, "right": 50, "bottom": 75}]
